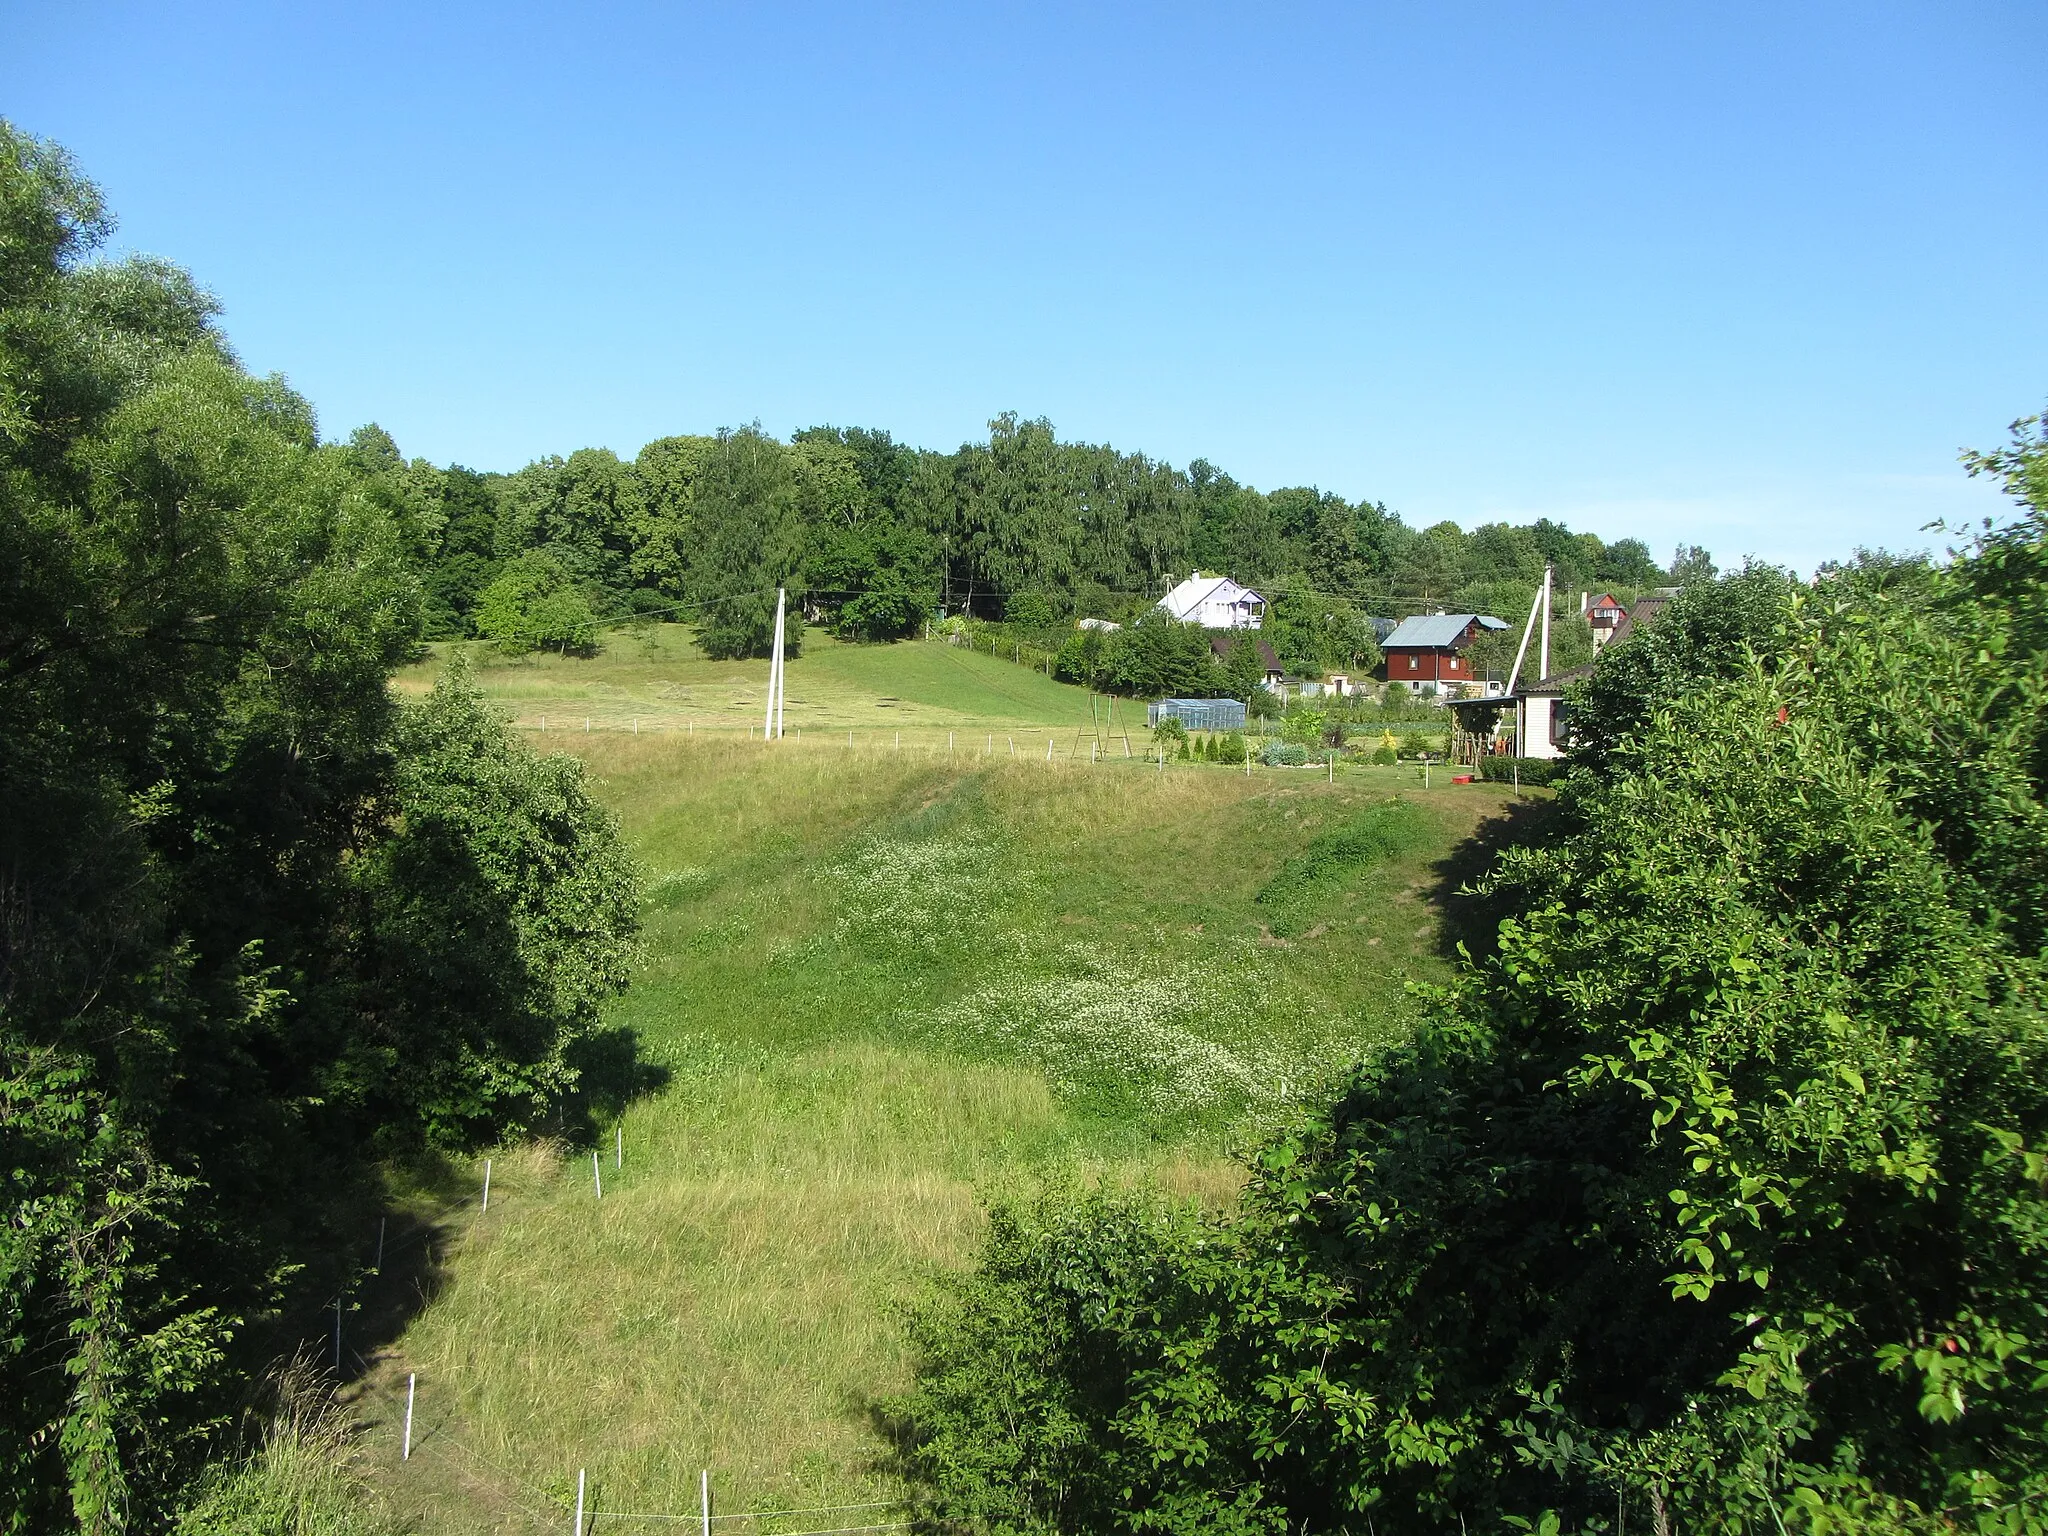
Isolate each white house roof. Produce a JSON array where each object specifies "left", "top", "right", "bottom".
[{"left": 1158, "top": 573, "right": 1263, "bottom": 623}]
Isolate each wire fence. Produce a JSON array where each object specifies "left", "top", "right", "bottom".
[{"left": 316, "top": 1156, "right": 929, "bottom": 1536}]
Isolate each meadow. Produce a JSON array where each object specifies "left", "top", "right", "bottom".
[{"left": 356, "top": 633, "right": 1519, "bottom": 1534}]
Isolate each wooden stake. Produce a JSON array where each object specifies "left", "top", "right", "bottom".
[
  {"left": 615, "top": 1123, "right": 623, "bottom": 1169},
  {"left": 481, "top": 1158, "right": 492, "bottom": 1213},
  {"left": 700, "top": 1470, "right": 711, "bottom": 1536},
  {"left": 575, "top": 1468, "right": 586, "bottom": 1535},
  {"left": 375, "top": 1217, "right": 385, "bottom": 1272},
  {"left": 592, "top": 1152, "right": 602, "bottom": 1200},
  {"left": 403, "top": 1373, "right": 415, "bottom": 1460}
]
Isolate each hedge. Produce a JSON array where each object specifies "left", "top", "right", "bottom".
[{"left": 1477, "top": 755, "right": 1566, "bottom": 786}]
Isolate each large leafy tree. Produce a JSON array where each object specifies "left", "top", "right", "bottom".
[{"left": 0, "top": 124, "right": 638, "bottom": 1530}]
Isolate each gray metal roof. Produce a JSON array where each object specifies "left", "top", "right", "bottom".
[{"left": 1381, "top": 613, "right": 1509, "bottom": 650}]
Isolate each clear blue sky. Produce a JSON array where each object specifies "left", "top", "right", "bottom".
[{"left": 7, "top": 1, "right": 2043, "bottom": 571}]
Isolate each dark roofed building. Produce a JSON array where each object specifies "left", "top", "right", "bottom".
[
  {"left": 1212, "top": 632, "right": 1284, "bottom": 689},
  {"left": 1381, "top": 612, "right": 1509, "bottom": 685}
]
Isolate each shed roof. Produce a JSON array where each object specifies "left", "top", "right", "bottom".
[{"left": 1382, "top": 613, "right": 1509, "bottom": 649}]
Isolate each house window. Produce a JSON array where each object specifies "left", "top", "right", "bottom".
[
  {"left": 1449, "top": 656, "right": 1460, "bottom": 670},
  {"left": 1407, "top": 655, "right": 1418, "bottom": 671}
]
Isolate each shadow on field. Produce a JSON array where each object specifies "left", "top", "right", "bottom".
[
  {"left": 258, "top": 1024, "right": 671, "bottom": 1404},
  {"left": 554, "top": 1024, "right": 673, "bottom": 1145},
  {"left": 1427, "top": 794, "right": 1566, "bottom": 963}
]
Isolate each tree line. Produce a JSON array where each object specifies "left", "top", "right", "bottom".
[{"left": 359, "top": 411, "right": 1694, "bottom": 669}]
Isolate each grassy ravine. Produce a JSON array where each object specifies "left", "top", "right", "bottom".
[{"left": 355, "top": 638, "right": 1515, "bottom": 1534}]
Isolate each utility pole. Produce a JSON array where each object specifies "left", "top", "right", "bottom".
[{"left": 763, "top": 587, "right": 787, "bottom": 740}]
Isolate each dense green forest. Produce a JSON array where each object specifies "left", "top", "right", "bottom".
[
  {"left": 892, "top": 430, "right": 2048, "bottom": 1535},
  {"left": 370, "top": 412, "right": 1688, "bottom": 668}
]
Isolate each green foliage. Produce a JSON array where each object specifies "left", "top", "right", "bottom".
[
  {"left": 692, "top": 425, "right": 806, "bottom": 659},
  {"left": 1217, "top": 731, "right": 1248, "bottom": 765},
  {"left": 0, "top": 122, "right": 641, "bottom": 1527},
  {"left": 896, "top": 499, "right": 2048, "bottom": 1534},
  {"left": 1570, "top": 562, "right": 1798, "bottom": 773},
  {"left": 1477, "top": 754, "right": 1565, "bottom": 786},
  {"left": 1150, "top": 715, "right": 1188, "bottom": 744},
  {"left": 1101, "top": 612, "right": 1219, "bottom": 698},
  {"left": 351, "top": 659, "right": 641, "bottom": 1146},
  {"left": 1281, "top": 704, "right": 1329, "bottom": 747},
  {"left": 472, "top": 549, "right": 599, "bottom": 654}
]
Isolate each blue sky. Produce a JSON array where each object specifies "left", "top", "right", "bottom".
[{"left": 7, "top": 1, "right": 2043, "bottom": 571}]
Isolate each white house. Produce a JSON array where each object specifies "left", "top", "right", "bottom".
[{"left": 1158, "top": 573, "right": 1265, "bottom": 629}]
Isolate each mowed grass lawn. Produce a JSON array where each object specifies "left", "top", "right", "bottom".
[
  {"left": 393, "top": 625, "right": 1134, "bottom": 749},
  {"left": 356, "top": 645, "right": 1519, "bottom": 1534}
]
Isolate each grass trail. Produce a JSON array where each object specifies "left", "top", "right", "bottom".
[{"left": 354, "top": 674, "right": 1518, "bottom": 1533}]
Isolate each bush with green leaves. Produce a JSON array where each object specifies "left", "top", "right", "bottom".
[
  {"left": 894, "top": 479, "right": 2048, "bottom": 1535},
  {"left": 472, "top": 549, "right": 599, "bottom": 654},
  {"left": 1477, "top": 754, "right": 1565, "bottom": 786}
]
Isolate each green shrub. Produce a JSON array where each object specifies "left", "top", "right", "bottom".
[
  {"left": 1258, "top": 741, "right": 1307, "bottom": 767},
  {"left": 1370, "top": 745, "right": 1397, "bottom": 766},
  {"left": 1478, "top": 754, "right": 1564, "bottom": 787},
  {"left": 896, "top": 518, "right": 2048, "bottom": 1534},
  {"left": 1218, "top": 732, "right": 1248, "bottom": 765},
  {"left": 472, "top": 550, "right": 599, "bottom": 655}
]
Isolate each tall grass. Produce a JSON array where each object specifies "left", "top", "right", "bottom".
[
  {"left": 356, "top": 721, "right": 1512, "bottom": 1530},
  {"left": 177, "top": 1357, "right": 399, "bottom": 1536}
]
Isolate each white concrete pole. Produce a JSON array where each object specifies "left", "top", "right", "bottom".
[
  {"left": 1539, "top": 565, "right": 1553, "bottom": 682},
  {"left": 773, "top": 588, "right": 787, "bottom": 738}
]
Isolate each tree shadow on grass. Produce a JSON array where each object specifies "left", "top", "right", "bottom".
[
  {"left": 253, "top": 1025, "right": 670, "bottom": 1411},
  {"left": 1427, "top": 793, "right": 1568, "bottom": 964},
  {"left": 554, "top": 1024, "right": 673, "bottom": 1147}
]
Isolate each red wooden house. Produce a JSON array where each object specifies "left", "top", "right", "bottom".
[{"left": 1380, "top": 612, "right": 1509, "bottom": 685}]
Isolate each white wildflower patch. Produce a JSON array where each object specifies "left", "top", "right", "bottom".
[
  {"left": 924, "top": 944, "right": 1313, "bottom": 1120},
  {"left": 827, "top": 832, "right": 1010, "bottom": 952}
]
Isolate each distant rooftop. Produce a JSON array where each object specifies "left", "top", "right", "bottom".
[{"left": 1381, "top": 613, "right": 1509, "bottom": 649}]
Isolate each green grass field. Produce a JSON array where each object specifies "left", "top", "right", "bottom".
[
  {"left": 395, "top": 625, "right": 1145, "bottom": 750},
  {"left": 353, "top": 637, "right": 1516, "bottom": 1534}
]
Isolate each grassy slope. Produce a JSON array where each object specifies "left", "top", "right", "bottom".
[
  {"left": 393, "top": 625, "right": 1136, "bottom": 745},
  {"left": 358, "top": 638, "right": 1514, "bottom": 1533}
]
